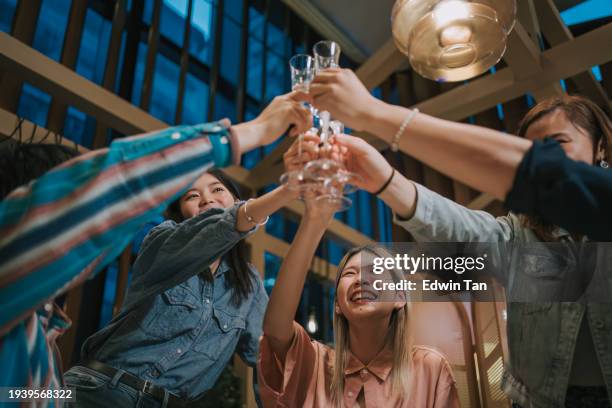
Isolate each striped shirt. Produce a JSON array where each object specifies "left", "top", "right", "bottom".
[{"left": 0, "top": 121, "right": 236, "bottom": 406}]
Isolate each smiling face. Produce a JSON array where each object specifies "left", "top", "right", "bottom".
[
  {"left": 335, "top": 251, "right": 405, "bottom": 324},
  {"left": 179, "top": 172, "right": 236, "bottom": 219},
  {"left": 524, "top": 109, "right": 601, "bottom": 164}
]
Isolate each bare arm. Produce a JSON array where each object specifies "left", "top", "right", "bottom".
[
  {"left": 234, "top": 185, "right": 298, "bottom": 232},
  {"left": 310, "top": 69, "right": 532, "bottom": 200},
  {"left": 364, "top": 102, "right": 530, "bottom": 200},
  {"left": 262, "top": 206, "right": 333, "bottom": 361},
  {"left": 232, "top": 91, "right": 312, "bottom": 155}
]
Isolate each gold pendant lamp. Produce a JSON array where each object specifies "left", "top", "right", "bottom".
[{"left": 391, "top": 0, "right": 517, "bottom": 82}]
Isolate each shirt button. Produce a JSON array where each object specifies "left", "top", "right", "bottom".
[
  {"left": 44, "top": 303, "right": 53, "bottom": 312},
  {"left": 205, "top": 299, "right": 210, "bottom": 304},
  {"left": 171, "top": 132, "right": 181, "bottom": 140},
  {"left": 223, "top": 324, "right": 228, "bottom": 329},
  {"left": 177, "top": 348, "right": 182, "bottom": 354}
]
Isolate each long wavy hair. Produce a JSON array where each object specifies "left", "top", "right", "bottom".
[
  {"left": 516, "top": 95, "right": 612, "bottom": 240},
  {"left": 330, "top": 245, "right": 413, "bottom": 406},
  {"left": 166, "top": 168, "right": 254, "bottom": 305}
]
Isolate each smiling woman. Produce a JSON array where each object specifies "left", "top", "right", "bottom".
[
  {"left": 64, "top": 166, "right": 302, "bottom": 405},
  {"left": 259, "top": 191, "right": 460, "bottom": 407}
]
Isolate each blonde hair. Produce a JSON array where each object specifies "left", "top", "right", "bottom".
[{"left": 330, "top": 245, "right": 413, "bottom": 406}]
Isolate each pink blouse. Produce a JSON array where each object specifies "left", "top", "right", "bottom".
[{"left": 258, "top": 322, "right": 461, "bottom": 407}]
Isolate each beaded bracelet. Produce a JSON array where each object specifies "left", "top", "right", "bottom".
[{"left": 390, "top": 109, "right": 419, "bottom": 152}]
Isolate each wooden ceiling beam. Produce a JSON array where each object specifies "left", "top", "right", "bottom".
[
  {"left": 413, "top": 22, "right": 612, "bottom": 121},
  {"left": 0, "top": 107, "right": 89, "bottom": 152},
  {"left": 0, "top": 32, "right": 166, "bottom": 135},
  {"left": 534, "top": 0, "right": 611, "bottom": 111}
]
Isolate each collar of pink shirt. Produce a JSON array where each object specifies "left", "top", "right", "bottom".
[{"left": 343, "top": 346, "right": 395, "bottom": 406}]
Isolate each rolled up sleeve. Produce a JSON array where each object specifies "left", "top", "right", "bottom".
[
  {"left": 506, "top": 140, "right": 612, "bottom": 240},
  {"left": 258, "top": 322, "right": 319, "bottom": 408},
  {"left": 393, "top": 183, "right": 514, "bottom": 242}
]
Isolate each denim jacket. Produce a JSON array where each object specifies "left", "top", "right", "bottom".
[
  {"left": 81, "top": 203, "right": 267, "bottom": 400},
  {"left": 394, "top": 183, "right": 612, "bottom": 408}
]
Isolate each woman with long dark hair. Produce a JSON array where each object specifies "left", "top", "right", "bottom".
[{"left": 65, "top": 168, "right": 299, "bottom": 407}]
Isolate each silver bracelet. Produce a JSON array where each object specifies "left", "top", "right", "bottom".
[
  {"left": 391, "top": 108, "right": 419, "bottom": 152},
  {"left": 243, "top": 199, "right": 269, "bottom": 226}
]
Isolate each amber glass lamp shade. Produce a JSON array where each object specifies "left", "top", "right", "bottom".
[{"left": 391, "top": 0, "right": 516, "bottom": 82}]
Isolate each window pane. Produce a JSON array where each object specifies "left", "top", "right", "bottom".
[
  {"left": 131, "top": 42, "right": 148, "bottom": 107},
  {"left": 160, "top": 0, "right": 188, "bottom": 48},
  {"left": 150, "top": 53, "right": 180, "bottom": 124},
  {"left": 75, "top": 9, "right": 111, "bottom": 85},
  {"left": 0, "top": 0, "right": 17, "bottom": 33},
  {"left": 263, "top": 252, "right": 283, "bottom": 293},
  {"left": 63, "top": 106, "right": 89, "bottom": 147},
  {"left": 114, "top": 31, "right": 127, "bottom": 94},
  {"left": 225, "top": 0, "right": 243, "bottom": 24},
  {"left": 248, "top": 6, "right": 263, "bottom": 41},
  {"left": 242, "top": 149, "right": 260, "bottom": 169},
  {"left": 189, "top": 0, "right": 215, "bottom": 65},
  {"left": 267, "top": 21, "right": 284, "bottom": 53},
  {"left": 182, "top": 72, "right": 209, "bottom": 124},
  {"left": 17, "top": 83, "right": 51, "bottom": 127},
  {"left": 214, "top": 92, "right": 236, "bottom": 123},
  {"left": 247, "top": 38, "right": 263, "bottom": 100},
  {"left": 32, "top": 0, "right": 71, "bottom": 61},
  {"left": 220, "top": 16, "right": 241, "bottom": 86},
  {"left": 143, "top": 0, "right": 154, "bottom": 24},
  {"left": 265, "top": 50, "right": 285, "bottom": 102},
  {"left": 294, "top": 44, "right": 305, "bottom": 55}
]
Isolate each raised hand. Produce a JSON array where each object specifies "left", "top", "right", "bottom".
[
  {"left": 283, "top": 133, "right": 321, "bottom": 173},
  {"left": 254, "top": 91, "right": 313, "bottom": 143},
  {"left": 333, "top": 133, "right": 394, "bottom": 194},
  {"left": 309, "top": 69, "right": 382, "bottom": 132}
]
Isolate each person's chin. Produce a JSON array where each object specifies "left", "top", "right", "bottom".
[{"left": 342, "top": 300, "right": 380, "bottom": 319}]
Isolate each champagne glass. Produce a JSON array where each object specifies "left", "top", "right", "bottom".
[
  {"left": 280, "top": 54, "right": 318, "bottom": 191},
  {"left": 306, "top": 41, "right": 360, "bottom": 211}
]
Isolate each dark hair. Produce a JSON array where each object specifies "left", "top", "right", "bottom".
[
  {"left": 0, "top": 141, "right": 80, "bottom": 199},
  {"left": 517, "top": 95, "right": 612, "bottom": 163},
  {"left": 166, "top": 168, "right": 254, "bottom": 305},
  {"left": 516, "top": 95, "right": 612, "bottom": 240}
]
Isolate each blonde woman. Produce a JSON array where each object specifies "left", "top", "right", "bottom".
[{"left": 258, "top": 193, "right": 459, "bottom": 407}]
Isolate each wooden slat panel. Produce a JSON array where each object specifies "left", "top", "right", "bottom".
[
  {"left": 139, "top": 0, "right": 162, "bottom": 112},
  {"left": 46, "top": 0, "right": 89, "bottom": 133},
  {"left": 92, "top": 0, "right": 128, "bottom": 148},
  {"left": 535, "top": 0, "right": 611, "bottom": 111},
  {"left": 174, "top": 0, "right": 194, "bottom": 124}
]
